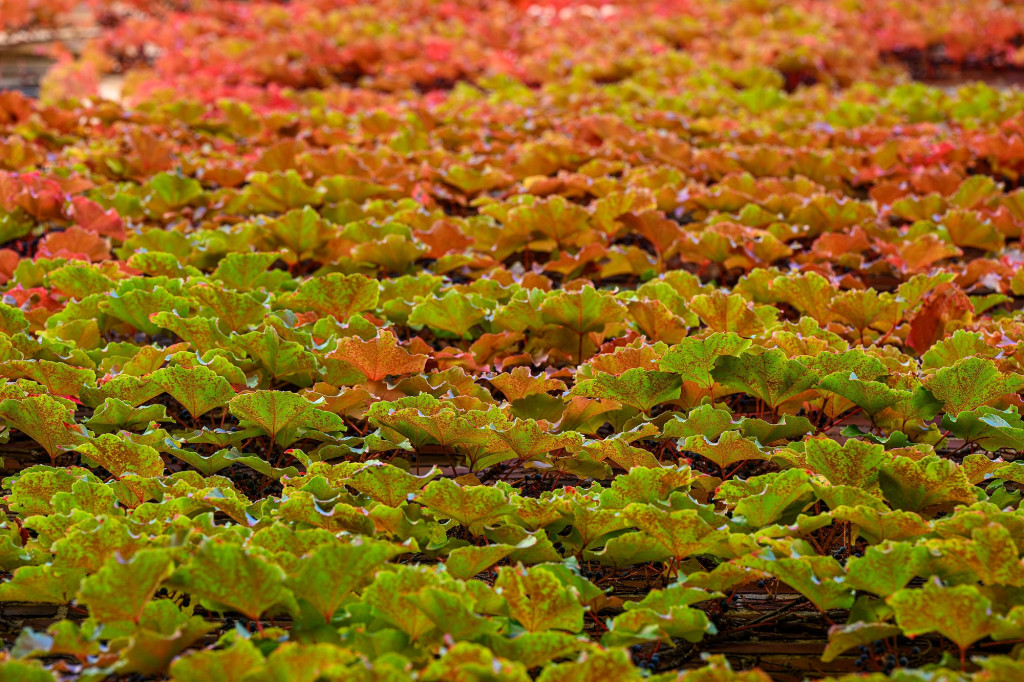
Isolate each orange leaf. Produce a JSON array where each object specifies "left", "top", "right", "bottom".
[
  {"left": 906, "top": 284, "right": 974, "bottom": 355},
  {"left": 328, "top": 330, "right": 428, "bottom": 382},
  {"left": 36, "top": 226, "right": 111, "bottom": 263}
]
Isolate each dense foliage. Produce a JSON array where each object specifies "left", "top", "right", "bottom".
[{"left": 5, "top": 0, "right": 1024, "bottom": 680}]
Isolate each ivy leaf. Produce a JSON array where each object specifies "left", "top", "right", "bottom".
[
  {"left": 0, "top": 360, "right": 96, "bottom": 399},
  {"left": 420, "top": 643, "right": 528, "bottom": 682},
  {"left": 942, "top": 407, "right": 1024, "bottom": 452},
  {"left": 446, "top": 541, "right": 532, "bottom": 581},
  {"left": 659, "top": 332, "right": 751, "bottom": 389},
  {"left": 0, "top": 395, "right": 88, "bottom": 463},
  {"left": 167, "top": 540, "right": 287, "bottom": 620},
  {"left": 603, "top": 603, "right": 715, "bottom": 647},
  {"left": 211, "top": 252, "right": 283, "bottom": 292},
  {"left": 924, "top": 357, "right": 1024, "bottom": 415},
  {"left": 346, "top": 461, "right": 440, "bottom": 507},
  {"left": 276, "top": 490, "right": 374, "bottom": 535},
  {"left": 491, "top": 367, "right": 567, "bottom": 402},
  {"left": 711, "top": 349, "right": 819, "bottom": 411},
  {"left": 0, "top": 565, "right": 84, "bottom": 604},
  {"left": 326, "top": 330, "right": 427, "bottom": 382},
  {"left": 822, "top": 622, "right": 903, "bottom": 663},
  {"left": 719, "top": 469, "right": 815, "bottom": 528},
  {"left": 844, "top": 541, "right": 929, "bottom": 596},
  {"left": 485, "top": 420, "right": 585, "bottom": 467},
  {"left": 230, "top": 327, "right": 318, "bottom": 387},
  {"left": 803, "top": 437, "right": 886, "bottom": 490},
  {"left": 741, "top": 548, "right": 853, "bottom": 612},
  {"left": 408, "top": 291, "right": 490, "bottom": 339},
  {"left": 878, "top": 455, "right": 979, "bottom": 513},
  {"left": 117, "top": 600, "right": 217, "bottom": 676},
  {"left": 818, "top": 373, "right": 937, "bottom": 420},
  {"left": 921, "top": 330, "right": 996, "bottom": 370},
  {"left": 151, "top": 365, "right": 236, "bottom": 418},
  {"left": 286, "top": 539, "right": 403, "bottom": 621},
  {"left": 287, "top": 272, "right": 379, "bottom": 321},
  {"left": 581, "top": 424, "right": 661, "bottom": 470},
  {"left": 597, "top": 466, "right": 695, "bottom": 509},
  {"left": 168, "top": 637, "right": 264, "bottom": 682},
  {"left": 84, "top": 398, "right": 172, "bottom": 434},
  {"left": 535, "top": 649, "right": 642, "bottom": 682},
  {"left": 76, "top": 549, "right": 173, "bottom": 623},
  {"left": 362, "top": 565, "right": 445, "bottom": 641},
  {"left": 661, "top": 404, "right": 737, "bottom": 440},
  {"left": 887, "top": 580, "right": 996, "bottom": 654},
  {"left": 682, "top": 431, "right": 768, "bottom": 474},
  {"left": 689, "top": 291, "right": 766, "bottom": 335},
  {"left": 228, "top": 391, "right": 346, "bottom": 447},
  {"left": 570, "top": 369, "right": 681, "bottom": 415},
  {"left": 416, "top": 477, "right": 515, "bottom": 534},
  {"left": 831, "top": 505, "right": 933, "bottom": 544},
  {"left": 75, "top": 434, "right": 165, "bottom": 479},
  {"left": 623, "top": 504, "right": 727, "bottom": 562},
  {"left": 737, "top": 414, "right": 814, "bottom": 445},
  {"left": 495, "top": 564, "right": 584, "bottom": 633},
  {"left": 538, "top": 286, "right": 628, "bottom": 363}
]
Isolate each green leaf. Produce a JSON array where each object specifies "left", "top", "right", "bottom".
[
  {"left": 803, "top": 437, "right": 886, "bottom": 490},
  {"left": 925, "top": 357, "right": 1024, "bottom": 415},
  {"left": 117, "top": 600, "right": 217, "bottom": 675},
  {"left": 818, "top": 372, "right": 938, "bottom": 420},
  {"left": 168, "top": 637, "right": 264, "bottom": 682},
  {"left": 711, "top": 349, "right": 819, "bottom": 410},
  {"left": 76, "top": 549, "right": 173, "bottom": 623},
  {"left": 362, "top": 564, "right": 445, "bottom": 641},
  {"left": 75, "top": 434, "right": 165, "bottom": 478},
  {"left": 152, "top": 365, "right": 237, "bottom": 418},
  {"left": 741, "top": 548, "right": 853, "bottom": 612},
  {"left": 228, "top": 391, "right": 346, "bottom": 447},
  {"left": 0, "top": 565, "right": 83, "bottom": 604},
  {"left": 408, "top": 291, "right": 490, "bottom": 339},
  {"left": 212, "top": 252, "right": 283, "bottom": 292},
  {"left": 421, "top": 643, "right": 529, "bottom": 682},
  {"left": 660, "top": 404, "right": 737, "bottom": 440},
  {"left": 570, "top": 368, "right": 681, "bottom": 414},
  {"left": 719, "top": 468, "right": 815, "bottom": 528},
  {"left": 0, "top": 360, "right": 96, "bottom": 399},
  {"left": 536, "top": 649, "right": 643, "bottom": 682},
  {"left": 831, "top": 505, "right": 933, "bottom": 544},
  {"left": 167, "top": 541, "right": 287, "bottom": 620},
  {"left": 942, "top": 407, "right": 1024, "bottom": 452},
  {"left": 597, "top": 465, "right": 694, "bottom": 509},
  {"left": 603, "top": 602, "right": 715, "bottom": 647},
  {"left": 416, "top": 478, "right": 514, "bottom": 535},
  {"left": 84, "top": 398, "right": 172, "bottom": 433},
  {"left": 738, "top": 415, "right": 814, "bottom": 445},
  {"left": 623, "top": 504, "right": 727, "bottom": 561},
  {"left": 844, "top": 541, "right": 929, "bottom": 596},
  {"left": 287, "top": 539, "right": 403, "bottom": 621},
  {"left": 878, "top": 455, "right": 978, "bottom": 513},
  {"left": 821, "top": 622, "right": 902, "bottom": 663},
  {"left": 887, "top": 579, "right": 996, "bottom": 652},
  {"left": 0, "top": 659, "right": 57, "bottom": 682},
  {"left": 682, "top": 431, "right": 768, "bottom": 473},
  {"left": 288, "top": 272, "right": 379, "bottom": 322},
  {"left": 231, "top": 327, "right": 318, "bottom": 386},
  {"left": 538, "top": 286, "right": 628, "bottom": 362},
  {"left": 659, "top": 332, "right": 751, "bottom": 389},
  {"left": 346, "top": 461, "right": 440, "bottom": 507},
  {"left": 495, "top": 564, "right": 584, "bottom": 633},
  {"left": 0, "top": 395, "right": 88, "bottom": 462},
  {"left": 446, "top": 542, "right": 522, "bottom": 581}
]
